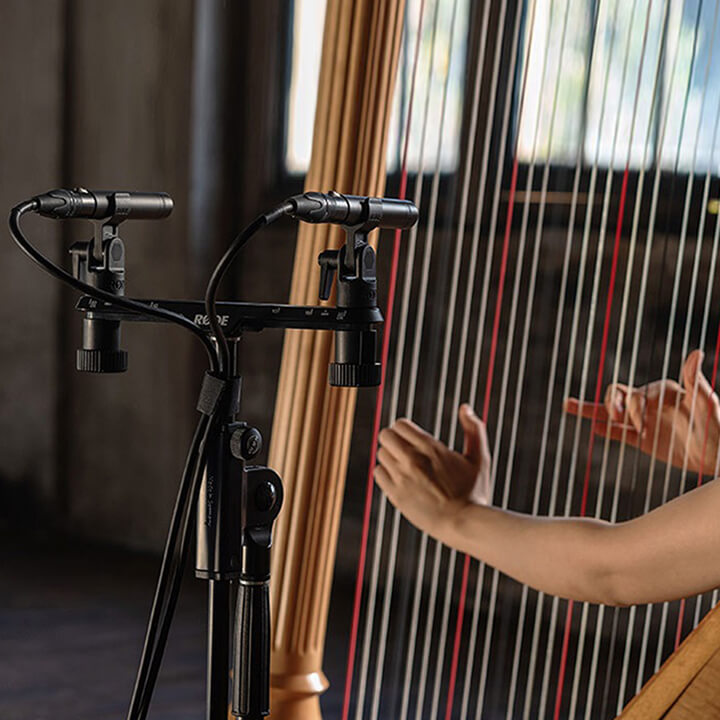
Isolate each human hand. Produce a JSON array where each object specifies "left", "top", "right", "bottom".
[
  {"left": 374, "top": 404, "right": 491, "bottom": 538},
  {"left": 564, "top": 350, "right": 720, "bottom": 473}
]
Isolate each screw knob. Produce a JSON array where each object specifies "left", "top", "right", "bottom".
[
  {"left": 76, "top": 348, "right": 128, "bottom": 373},
  {"left": 328, "top": 362, "right": 381, "bottom": 387},
  {"left": 230, "top": 427, "right": 263, "bottom": 460}
]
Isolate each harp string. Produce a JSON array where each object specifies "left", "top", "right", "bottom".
[
  {"left": 633, "top": 0, "right": 712, "bottom": 679},
  {"left": 342, "top": 1, "right": 428, "bottom": 717},
  {"left": 435, "top": 9, "right": 498, "bottom": 720},
  {"left": 469, "top": 0, "right": 560, "bottom": 715},
  {"left": 667, "top": 0, "right": 720, "bottom": 652},
  {"left": 435, "top": 1, "right": 518, "bottom": 717},
  {"left": 438, "top": 1, "right": 529, "bottom": 717},
  {"left": 449, "top": 3, "right": 531, "bottom": 716},
  {"left": 381, "top": 2, "right": 463, "bottom": 717},
  {"left": 355, "top": 0, "right": 438, "bottom": 716},
  {"left": 502, "top": 1, "right": 579, "bottom": 716},
  {"left": 357, "top": 0, "right": 434, "bottom": 715},
  {"left": 528, "top": 0, "right": 628, "bottom": 715},
  {"left": 515, "top": 1, "right": 607, "bottom": 715},
  {"left": 383, "top": 7, "right": 446, "bottom": 718},
  {"left": 562, "top": 0, "right": 672, "bottom": 715},
  {"left": 617, "top": 0, "right": 705, "bottom": 693},
  {"left": 601, "top": 0, "right": 678, "bottom": 704},
  {"left": 357, "top": 2, "right": 440, "bottom": 718},
  {"left": 600, "top": 2, "right": 718, "bottom": 711},
  {"left": 421, "top": 0, "right": 494, "bottom": 717},
  {"left": 688, "top": 137, "right": 720, "bottom": 632},
  {"left": 585, "top": 0, "right": 681, "bottom": 710},
  {"left": 551, "top": 0, "right": 655, "bottom": 713}
]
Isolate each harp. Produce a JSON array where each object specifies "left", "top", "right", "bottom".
[{"left": 269, "top": 0, "right": 720, "bottom": 718}]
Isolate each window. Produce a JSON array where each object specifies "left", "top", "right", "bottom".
[
  {"left": 285, "top": 0, "right": 327, "bottom": 173},
  {"left": 284, "top": 0, "right": 471, "bottom": 175},
  {"left": 517, "top": 0, "right": 720, "bottom": 173}
]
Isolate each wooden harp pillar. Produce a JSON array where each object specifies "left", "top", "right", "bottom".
[{"left": 267, "top": 1, "right": 406, "bottom": 717}]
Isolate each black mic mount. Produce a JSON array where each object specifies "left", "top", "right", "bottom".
[
  {"left": 63, "top": 188, "right": 418, "bottom": 387},
  {"left": 10, "top": 187, "right": 418, "bottom": 720},
  {"left": 288, "top": 191, "right": 418, "bottom": 386}
]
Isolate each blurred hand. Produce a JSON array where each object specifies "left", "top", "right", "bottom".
[
  {"left": 374, "top": 404, "right": 491, "bottom": 537},
  {"left": 565, "top": 350, "right": 720, "bottom": 473}
]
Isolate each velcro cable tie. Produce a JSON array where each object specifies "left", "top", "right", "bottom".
[{"left": 197, "top": 374, "right": 243, "bottom": 416}]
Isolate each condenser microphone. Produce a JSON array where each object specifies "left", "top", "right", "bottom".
[
  {"left": 286, "top": 191, "right": 419, "bottom": 229},
  {"left": 31, "top": 188, "right": 173, "bottom": 222}
]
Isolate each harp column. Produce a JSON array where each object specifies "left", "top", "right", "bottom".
[{"left": 267, "top": 1, "right": 405, "bottom": 718}]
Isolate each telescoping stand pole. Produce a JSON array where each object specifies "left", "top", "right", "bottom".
[
  {"left": 195, "top": 338, "right": 283, "bottom": 719},
  {"left": 8, "top": 188, "right": 418, "bottom": 720}
]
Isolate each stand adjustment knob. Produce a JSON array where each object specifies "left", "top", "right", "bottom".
[
  {"left": 76, "top": 348, "right": 128, "bottom": 373},
  {"left": 255, "top": 482, "right": 277, "bottom": 513},
  {"left": 230, "top": 426, "right": 263, "bottom": 460},
  {"left": 328, "top": 362, "right": 381, "bottom": 387}
]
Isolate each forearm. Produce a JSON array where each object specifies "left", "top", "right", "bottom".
[
  {"left": 438, "top": 478, "right": 720, "bottom": 606},
  {"left": 440, "top": 504, "right": 623, "bottom": 604}
]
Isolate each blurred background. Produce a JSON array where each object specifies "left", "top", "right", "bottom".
[
  {"left": 4, "top": 0, "right": 720, "bottom": 718},
  {"left": 0, "top": 1, "right": 341, "bottom": 717}
]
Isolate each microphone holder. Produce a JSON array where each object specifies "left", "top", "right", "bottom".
[
  {"left": 10, "top": 190, "right": 418, "bottom": 719},
  {"left": 72, "top": 222, "right": 385, "bottom": 719}
]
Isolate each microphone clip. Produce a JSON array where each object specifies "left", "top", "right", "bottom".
[
  {"left": 316, "top": 221, "right": 381, "bottom": 387},
  {"left": 70, "top": 221, "right": 129, "bottom": 373}
]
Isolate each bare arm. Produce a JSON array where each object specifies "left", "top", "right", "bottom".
[
  {"left": 376, "top": 406, "right": 720, "bottom": 607},
  {"left": 445, "top": 480, "right": 720, "bottom": 605}
]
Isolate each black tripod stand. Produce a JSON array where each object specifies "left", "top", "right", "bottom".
[{"left": 9, "top": 188, "right": 418, "bottom": 720}]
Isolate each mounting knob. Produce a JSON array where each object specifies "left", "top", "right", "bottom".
[
  {"left": 76, "top": 348, "right": 128, "bottom": 373},
  {"left": 230, "top": 426, "right": 263, "bottom": 461},
  {"left": 328, "top": 362, "right": 382, "bottom": 387}
]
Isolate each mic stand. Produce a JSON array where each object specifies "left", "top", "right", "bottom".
[
  {"left": 73, "top": 223, "right": 384, "bottom": 720},
  {"left": 194, "top": 338, "right": 283, "bottom": 720}
]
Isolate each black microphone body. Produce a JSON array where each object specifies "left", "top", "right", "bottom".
[
  {"left": 287, "top": 191, "right": 418, "bottom": 229},
  {"left": 33, "top": 188, "right": 173, "bottom": 222}
]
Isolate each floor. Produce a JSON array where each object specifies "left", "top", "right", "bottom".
[{"left": 0, "top": 531, "right": 349, "bottom": 720}]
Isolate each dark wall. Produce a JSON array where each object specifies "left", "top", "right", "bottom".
[
  {"left": 0, "top": 0, "right": 298, "bottom": 551},
  {"left": 61, "top": 0, "right": 198, "bottom": 550},
  {"left": 0, "top": 1, "right": 65, "bottom": 510}
]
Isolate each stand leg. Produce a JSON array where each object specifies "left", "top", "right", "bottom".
[{"left": 207, "top": 580, "right": 231, "bottom": 720}]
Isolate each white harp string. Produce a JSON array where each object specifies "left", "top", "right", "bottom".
[
  {"left": 625, "top": 0, "right": 700, "bottom": 692},
  {"left": 660, "top": 0, "right": 720, "bottom": 647},
  {"left": 472, "top": 0, "right": 555, "bottom": 714},
  {"left": 621, "top": 1, "right": 720, "bottom": 702},
  {"left": 353, "top": 2, "right": 436, "bottom": 717},
  {"left": 689, "top": 135, "right": 720, "bottom": 632},
  {"left": 516, "top": 0, "right": 606, "bottom": 713},
  {"left": 452, "top": 2, "right": 527, "bottom": 716},
  {"left": 365, "top": 4, "right": 435, "bottom": 719},
  {"left": 534, "top": 0, "right": 632, "bottom": 714},
  {"left": 554, "top": 0, "right": 652, "bottom": 715},
  {"left": 642, "top": 0, "right": 715, "bottom": 676},
  {"left": 504, "top": 1, "right": 577, "bottom": 713},
  {"left": 568, "top": 1, "right": 668, "bottom": 714},
  {"left": 406, "top": 3, "right": 464, "bottom": 715}
]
